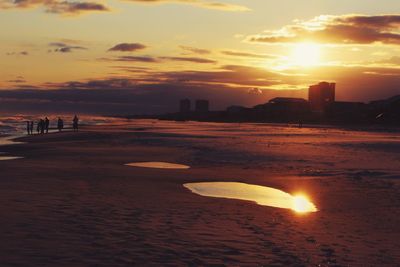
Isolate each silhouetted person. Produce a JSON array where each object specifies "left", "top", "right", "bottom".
[
  {"left": 73, "top": 115, "right": 79, "bottom": 132},
  {"left": 30, "top": 121, "right": 34, "bottom": 135},
  {"left": 39, "top": 119, "right": 45, "bottom": 134},
  {"left": 45, "top": 117, "right": 50, "bottom": 133},
  {"left": 36, "top": 120, "right": 40, "bottom": 134},
  {"left": 57, "top": 117, "right": 64, "bottom": 132},
  {"left": 26, "top": 121, "right": 30, "bottom": 135}
]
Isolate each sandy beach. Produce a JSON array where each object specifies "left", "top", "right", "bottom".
[{"left": 0, "top": 120, "right": 399, "bottom": 266}]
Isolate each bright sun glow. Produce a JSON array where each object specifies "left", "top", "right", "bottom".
[
  {"left": 292, "top": 195, "right": 317, "bottom": 213},
  {"left": 291, "top": 42, "right": 321, "bottom": 67}
]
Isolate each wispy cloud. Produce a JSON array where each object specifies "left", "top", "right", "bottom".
[
  {"left": 48, "top": 42, "right": 88, "bottom": 53},
  {"left": 124, "top": 0, "right": 250, "bottom": 12},
  {"left": 248, "top": 14, "right": 400, "bottom": 45},
  {"left": 180, "top": 45, "right": 211, "bottom": 55},
  {"left": 7, "top": 77, "right": 26, "bottom": 83},
  {"left": 0, "top": 0, "right": 110, "bottom": 15},
  {"left": 101, "top": 55, "right": 217, "bottom": 64},
  {"left": 6, "top": 51, "right": 29, "bottom": 56},
  {"left": 221, "top": 50, "right": 276, "bottom": 59},
  {"left": 99, "top": 55, "right": 159, "bottom": 63},
  {"left": 108, "top": 43, "right": 147, "bottom": 52},
  {"left": 160, "top": 56, "right": 217, "bottom": 64}
]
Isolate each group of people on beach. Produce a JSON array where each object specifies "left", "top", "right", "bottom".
[{"left": 26, "top": 115, "right": 79, "bottom": 135}]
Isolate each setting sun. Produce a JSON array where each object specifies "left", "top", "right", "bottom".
[{"left": 291, "top": 43, "right": 321, "bottom": 67}]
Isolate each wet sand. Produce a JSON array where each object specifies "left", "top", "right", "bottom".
[{"left": 0, "top": 120, "right": 399, "bottom": 266}]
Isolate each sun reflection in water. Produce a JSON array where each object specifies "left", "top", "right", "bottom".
[
  {"left": 184, "top": 182, "right": 317, "bottom": 213},
  {"left": 292, "top": 195, "right": 316, "bottom": 213}
]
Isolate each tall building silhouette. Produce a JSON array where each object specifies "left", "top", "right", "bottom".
[
  {"left": 195, "top": 99, "right": 209, "bottom": 113},
  {"left": 308, "top": 82, "right": 335, "bottom": 112},
  {"left": 179, "top": 99, "right": 191, "bottom": 113}
]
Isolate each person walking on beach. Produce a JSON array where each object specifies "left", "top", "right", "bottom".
[
  {"left": 26, "top": 121, "right": 30, "bottom": 135},
  {"left": 39, "top": 119, "right": 45, "bottom": 134},
  {"left": 44, "top": 117, "right": 50, "bottom": 133},
  {"left": 36, "top": 120, "right": 40, "bottom": 134},
  {"left": 28, "top": 121, "right": 33, "bottom": 135},
  {"left": 57, "top": 117, "right": 64, "bottom": 132},
  {"left": 73, "top": 115, "right": 79, "bottom": 132}
]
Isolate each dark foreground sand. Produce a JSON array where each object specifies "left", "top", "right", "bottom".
[{"left": 0, "top": 120, "right": 400, "bottom": 266}]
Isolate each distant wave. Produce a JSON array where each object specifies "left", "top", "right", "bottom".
[{"left": 0, "top": 115, "right": 123, "bottom": 136}]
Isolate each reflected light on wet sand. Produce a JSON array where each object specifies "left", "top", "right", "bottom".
[
  {"left": 0, "top": 156, "right": 23, "bottom": 161},
  {"left": 125, "top": 162, "right": 190, "bottom": 169},
  {"left": 184, "top": 182, "right": 317, "bottom": 213}
]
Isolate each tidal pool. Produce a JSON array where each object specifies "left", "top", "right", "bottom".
[
  {"left": 0, "top": 135, "right": 25, "bottom": 146},
  {"left": 0, "top": 156, "right": 23, "bottom": 161},
  {"left": 125, "top": 162, "right": 190, "bottom": 169},
  {"left": 184, "top": 182, "right": 317, "bottom": 213}
]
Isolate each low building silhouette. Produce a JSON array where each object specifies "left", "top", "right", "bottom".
[
  {"left": 179, "top": 99, "right": 191, "bottom": 113},
  {"left": 195, "top": 99, "right": 209, "bottom": 113},
  {"left": 158, "top": 83, "right": 399, "bottom": 126},
  {"left": 326, "top": 101, "right": 368, "bottom": 123},
  {"left": 369, "top": 95, "right": 400, "bottom": 124},
  {"left": 260, "top": 97, "right": 310, "bottom": 122}
]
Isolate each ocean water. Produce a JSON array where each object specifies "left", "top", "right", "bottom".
[
  {"left": 0, "top": 115, "right": 119, "bottom": 136},
  {"left": 0, "top": 115, "right": 122, "bottom": 160}
]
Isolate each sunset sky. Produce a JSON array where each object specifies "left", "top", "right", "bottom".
[{"left": 1, "top": 0, "right": 399, "bottom": 114}]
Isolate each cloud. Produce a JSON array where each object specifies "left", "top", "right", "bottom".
[
  {"left": 160, "top": 56, "right": 217, "bottom": 64},
  {"left": 248, "top": 14, "right": 400, "bottom": 45},
  {"left": 0, "top": 0, "right": 110, "bottom": 15},
  {"left": 7, "top": 78, "right": 26, "bottom": 83},
  {"left": 124, "top": 0, "right": 250, "bottom": 12},
  {"left": 376, "top": 56, "right": 400, "bottom": 66},
  {"left": 221, "top": 50, "right": 276, "bottom": 59},
  {"left": 101, "top": 55, "right": 159, "bottom": 63},
  {"left": 110, "top": 66, "right": 151, "bottom": 73},
  {"left": 2, "top": 63, "right": 400, "bottom": 115},
  {"left": 1, "top": 0, "right": 247, "bottom": 14},
  {"left": 101, "top": 55, "right": 216, "bottom": 63},
  {"left": 0, "top": 81, "right": 299, "bottom": 115},
  {"left": 248, "top": 87, "right": 263, "bottom": 94},
  {"left": 157, "top": 65, "right": 292, "bottom": 87},
  {"left": 179, "top": 45, "right": 211, "bottom": 55},
  {"left": 108, "top": 43, "right": 147, "bottom": 52},
  {"left": 48, "top": 42, "right": 88, "bottom": 53},
  {"left": 6, "top": 51, "right": 29, "bottom": 56},
  {"left": 47, "top": 1, "right": 109, "bottom": 14}
]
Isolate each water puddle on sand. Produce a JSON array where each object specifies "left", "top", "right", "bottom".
[
  {"left": 0, "top": 156, "right": 23, "bottom": 161},
  {"left": 184, "top": 182, "right": 317, "bottom": 213},
  {"left": 125, "top": 162, "right": 190, "bottom": 169},
  {"left": 0, "top": 135, "right": 25, "bottom": 146}
]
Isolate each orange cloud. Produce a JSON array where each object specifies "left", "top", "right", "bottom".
[
  {"left": 125, "top": 0, "right": 250, "bottom": 12},
  {"left": 108, "top": 43, "right": 147, "bottom": 52},
  {"left": 180, "top": 46, "right": 211, "bottom": 55},
  {"left": 248, "top": 14, "right": 400, "bottom": 45},
  {"left": 0, "top": 0, "right": 110, "bottom": 15}
]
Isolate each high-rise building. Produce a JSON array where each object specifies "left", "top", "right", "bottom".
[
  {"left": 195, "top": 99, "right": 209, "bottom": 113},
  {"left": 308, "top": 82, "right": 335, "bottom": 112},
  {"left": 179, "top": 99, "right": 191, "bottom": 113}
]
